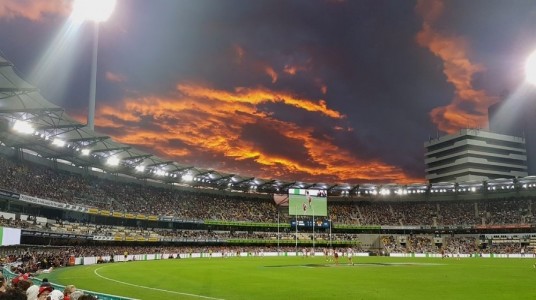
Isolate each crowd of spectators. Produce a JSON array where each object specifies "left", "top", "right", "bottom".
[
  {"left": 378, "top": 235, "right": 533, "bottom": 256},
  {"left": 1, "top": 155, "right": 536, "bottom": 227}
]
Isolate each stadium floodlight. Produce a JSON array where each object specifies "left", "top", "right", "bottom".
[
  {"left": 135, "top": 165, "right": 145, "bottom": 172},
  {"left": 13, "top": 120, "right": 35, "bottom": 134},
  {"left": 52, "top": 138, "right": 66, "bottom": 147},
  {"left": 182, "top": 174, "right": 193, "bottom": 182},
  {"left": 106, "top": 156, "right": 120, "bottom": 166},
  {"left": 72, "top": 0, "right": 117, "bottom": 23},
  {"left": 71, "top": 0, "right": 116, "bottom": 131},
  {"left": 525, "top": 50, "right": 536, "bottom": 85},
  {"left": 81, "top": 149, "right": 91, "bottom": 156},
  {"left": 379, "top": 189, "right": 390, "bottom": 196}
]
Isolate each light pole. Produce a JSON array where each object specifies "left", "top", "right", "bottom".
[
  {"left": 72, "top": 0, "right": 117, "bottom": 131},
  {"left": 295, "top": 204, "right": 298, "bottom": 255},
  {"left": 277, "top": 208, "right": 280, "bottom": 253},
  {"left": 312, "top": 207, "right": 315, "bottom": 254},
  {"left": 329, "top": 217, "right": 332, "bottom": 248}
]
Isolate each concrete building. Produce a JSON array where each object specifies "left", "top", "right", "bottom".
[
  {"left": 424, "top": 129, "right": 527, "bottom": 183},
  {"left": 489, "top": 97, "right": 536, "bottom": 175}
]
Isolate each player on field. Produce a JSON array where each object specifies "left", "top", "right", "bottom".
[
  {"left": 306, "top": 191, "right": 312, "bottom": 208},
  {"left": 333, "top": 249, "right": 339, "bottom": 265},
  {"left": 347, "top": 247, "right": 354, "bottom": 265}
]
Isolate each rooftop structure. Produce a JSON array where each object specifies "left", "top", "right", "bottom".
[{"left": 424, "top": 129, "right": 528, "bottom": 183}]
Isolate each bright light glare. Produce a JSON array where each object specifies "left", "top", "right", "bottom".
[
  {"left": 81, "top": 149, "right": 91, "bottom": 156},
  {"left": 13, "top": 120, "right": 35, "bottom": 134},
  {"left": 106, "top": 156, "right": 120, "bottom": 166},
  {"left": 52, "top": 139, "right": 66, "bottom": 147},
  {"left": 135, "top": 165, "right": 145, "bottom": 172},
  {"left": 72, "top": 0, "right": 117, "bottom": 23},
  {"left": 525, "top": 51, "right": 536, "bottom": 85},
  {"left": 182, "top": 174, "right": 193, "bottom": 182}
]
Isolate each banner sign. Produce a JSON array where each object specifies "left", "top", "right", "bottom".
[
  {"left": 474, "top": 224, "right": 532, "bottom": 230},
  {"left": 291, "top": 219, "right": 330, "bottom": 228},
  {"left": 19, "top": 194, "right": 88, "bottom": 212},
  {"left": 93, "top": 236, "right": 114, "bottom": 241},
  {"left": 0, "top": 189, "right": 20, "bottom": 200}
]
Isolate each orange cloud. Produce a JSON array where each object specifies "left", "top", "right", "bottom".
[
  {"left": 314, "top": 78, "right": 328, "bottom": 95},
  {"left": 283, "top": 63, "right": 310, "bottom": 76},
  {"left": 177, "top": 84, "right": 342, "bottom": 118},
  {"left": 264, "top": 66, "right": 278, "bottom": 83},
  {"left": 415, "top": 0, "right": 496, "bottom": 133},
  {"left": 0, "top": 0, "right": 69, "bottom": 21},
  {"left": 92, "top": 83, "right": 417, "bottom": 183},
  {"left": 105, "top": 71, "right": 127, "bottom": 83},
  {"left": 283, "top": 65, "right": 297, "bottom": 75},
  {"left": 233, "top": 44, "right": 245, "bottom": 64}
]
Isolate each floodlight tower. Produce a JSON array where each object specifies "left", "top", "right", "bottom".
[{"left": 72, "top": 0, "right": 117, "bottom": 131}]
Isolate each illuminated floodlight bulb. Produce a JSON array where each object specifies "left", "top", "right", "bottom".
[
  {"left": 13, "top": 120, "right": 35, "bottom": 134},
  {"left": 182, "top": 174, "right": 193, "bottom": 182},
  {"left": 81, "top": 149, "right": 91, "bottom": 156},
  {"left": 135, "top": 165, "right": 145, "bottom": 172},
  {"left": 526, "top": 50, "right": 536, "bottom": 85},
  {"left": 106, "top": 156, "right": 120, "bottom": 166},
  {"left": 72, "top": 0, "right": 117, "bottom": 23},
  {"left": 52, "top": 138, "right": 66, "bottom": 147}
]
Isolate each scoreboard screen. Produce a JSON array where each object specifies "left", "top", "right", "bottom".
[{"left": 288, "top": 188, "right": 327, "bottom": 216}]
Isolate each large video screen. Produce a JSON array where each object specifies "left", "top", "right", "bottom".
[
  {"left": 0, "top": 227, "right": 21, "bottom": 246},
  {"left": 288, "top": 188, "right": 327, "bottom": 216}
]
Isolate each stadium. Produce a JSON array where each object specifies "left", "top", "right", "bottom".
[
  {"left": 2, "top": 50, "right": 536, "bottom": 298},
  {"left": 2, "top": 1, "right": 536, "bottom": 300}
]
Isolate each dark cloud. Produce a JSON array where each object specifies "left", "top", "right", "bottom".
[{"left": 1, "top": 0, "right": 534, "bottom": 183}]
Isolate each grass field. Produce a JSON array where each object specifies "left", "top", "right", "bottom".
[{"left": 44, "top": 256, "right": 536, "bottom": 300}]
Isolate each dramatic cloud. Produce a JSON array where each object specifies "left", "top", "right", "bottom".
[
  {"left": 264, "top": 66, "right": 278, "bottom": 83},
  {"left": 105, "top": 72, "right": 127, "bottom": 83},
  {"left": 415, "top": 0, "right": 497, "bottom": 133},
  {"left": 283, "top": 64, "right": 310, "bottom": 76},
  {"left": 91, "top": 83, "right": 416, "bottom": 183},
  {"left": 314, "top": 78, "right": 328, "bottom": 95},
  {"left": 0, "top": 0, "right": 69, "bottom": 21},
  {"left": 233, "top": 44, "right": 245, "bottom": 64}
]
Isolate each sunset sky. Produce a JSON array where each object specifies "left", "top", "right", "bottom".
[{"left": 1, "top": 0, "right": 535, "bottom": 184}]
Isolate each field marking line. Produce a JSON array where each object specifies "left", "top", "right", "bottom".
[{"left": 94, "top": 266, "right": 225, "bottom": 300}]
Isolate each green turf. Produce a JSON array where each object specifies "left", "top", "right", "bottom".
[{"left": 44, "top": 256, "right": 536, "bottom": 300}]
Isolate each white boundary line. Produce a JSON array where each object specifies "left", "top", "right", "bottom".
[{"left": 93, "top": 266, "right": 225, "bottom": 300}]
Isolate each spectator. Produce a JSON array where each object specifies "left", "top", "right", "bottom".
[
  {"left": 64, "top": 285, "right": 76, "bottom": 300},
  {"left": 38, "top": 285, "right": 53, "bottom": 300}
]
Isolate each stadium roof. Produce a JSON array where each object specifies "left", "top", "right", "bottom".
[{"left": 1, "top": 53, "right": 366, "bottom": 194}]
